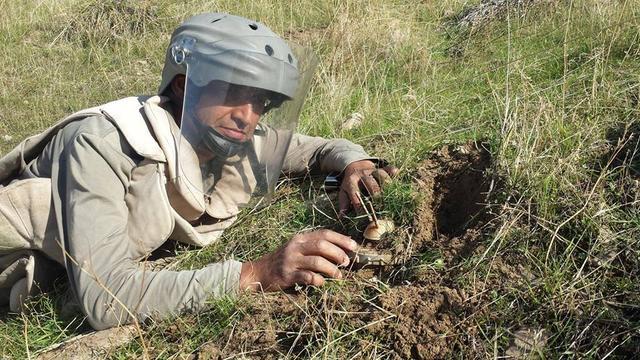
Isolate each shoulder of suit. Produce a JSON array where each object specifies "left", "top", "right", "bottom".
[{"left": 66, "top": 96, "right": 168, "bottom": 162}]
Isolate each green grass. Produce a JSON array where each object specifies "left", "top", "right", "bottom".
[{"left": 1, "top": 0, "right": 639, "bottom": 358}]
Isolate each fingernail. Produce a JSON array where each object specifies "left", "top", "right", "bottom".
[
  {"left": 350, "top": 240, "right": 359, "bottom": 249},
  {"left": 341, "top": 256, "right": 350, "bottom": 267}
]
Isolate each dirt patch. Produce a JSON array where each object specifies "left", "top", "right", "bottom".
[
  {"left": 363, "top": 142, "right": 494, "bottom": 359},
  {"left": 369, "top": 282, "right": 469, "bottom": 359},
  {"left": 195, "top": 142, "right": 500, "bottom": 359},
  {"left": 360, "top": 142, "right": 493, "bottom": 269},
  {"left": 35, "top": 325, "right": 137, "bottom": 360}
]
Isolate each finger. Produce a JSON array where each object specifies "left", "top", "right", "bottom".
[
  {"left": 383, "top": 165, "right": 400, "bottom": 177},
  {"left": 300, "top": 238, "right": 351, "bottom": 266},
  {"left": 361, "top": 174, "right": 381, "bottom": 197},
  {"left": 338, "top": 190, "right": 350, "bottom": 217},
  {"left": 293, "top": 270, "right": 325, "bottom": 287},
  {"left": 304, "top": 229, "right": 359, "bottom": 252},
  {"left": 341, "top": 177, "right": 364, "bottom": 211},
  {"left": 349, "top": 190, "right": 364, "bottom": 210},
  {"left": 371, "top": 168, "right": 391, "bottom": 186},
  {"left": 349, "top": 187, "right": 363, "bottom": 210},
  {"left": 300, "top": 256, "right": 342, "bottom": 279}
]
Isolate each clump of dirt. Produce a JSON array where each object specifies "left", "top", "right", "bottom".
[
  {"left": 369, "top": 280, "right": 469, "bottom": 359},
  {"left": 196, "top": 142, "right": 499, "bottom": 359},
  {"left": 35, "top": 325, "right": 137, "bottom": 360}
]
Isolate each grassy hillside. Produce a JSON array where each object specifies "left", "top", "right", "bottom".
[{"left": 1, "top": 0, "right": 638, "bottom": 358}]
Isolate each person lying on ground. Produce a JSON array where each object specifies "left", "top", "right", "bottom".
[{"left": 0, "top": 13, "right": 397, "bottom": 330}]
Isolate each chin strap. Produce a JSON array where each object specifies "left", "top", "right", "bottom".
[
  {"left": 200, "top": 125, "right": 248, "bottom": 158},
  {"left": 186, "top": 112, "right": 271, "bottom": 196},
  {"left": 185, "top": 109, "right": 248, "bottom": 158}
]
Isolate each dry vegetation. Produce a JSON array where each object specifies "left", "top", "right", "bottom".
[{"left": 1, "top": 0, "right": 639, "bottom": 358}]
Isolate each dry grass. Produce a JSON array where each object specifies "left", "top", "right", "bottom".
[{"left": 1, "top": 0, "right": 639, "bottom": 358}]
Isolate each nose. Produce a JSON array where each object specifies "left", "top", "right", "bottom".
[{"left": 230, "top": 103, "right": 260, "bottom": 128}]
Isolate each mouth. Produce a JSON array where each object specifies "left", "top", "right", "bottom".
[{"left": 218, "top": 127, "right": 247, "bottom": 141}]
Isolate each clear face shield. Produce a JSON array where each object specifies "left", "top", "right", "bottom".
[{"left": 174, "top": 37, "right": 318, "bottom": 208}]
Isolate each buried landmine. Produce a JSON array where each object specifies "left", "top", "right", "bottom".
[{"left": 195, "top": 142, "right": 506, "bottom": 359}]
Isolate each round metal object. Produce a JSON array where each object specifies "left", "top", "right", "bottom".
[{"left": 363, "top": 219, "right": 395, "bottom": 241}]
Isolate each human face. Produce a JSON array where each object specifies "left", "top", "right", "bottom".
[{"left": 193, "top": 81, "right": 270, "bottom": 143}]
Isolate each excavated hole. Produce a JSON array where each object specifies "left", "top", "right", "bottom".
[
  {"left": 433, "top": 145, "right": 492, "bottom": 237},
  {"left": 398, "top": 141, "right": 495, "bottom": 268}
]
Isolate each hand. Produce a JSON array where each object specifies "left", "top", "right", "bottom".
[
  {"left": 338, "top": 160, "right": 399, "bottom": 216},
  {"left": 239, "top": 229, "right": 359, "bottom": 291}
]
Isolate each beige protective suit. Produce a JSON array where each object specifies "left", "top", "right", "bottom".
[{"left": 0, "top": 96, "right": 372, "bottom": 330}]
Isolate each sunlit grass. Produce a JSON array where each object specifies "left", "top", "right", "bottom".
[{"left": 1, "top": 0, "right": 639, "bottom": 358}]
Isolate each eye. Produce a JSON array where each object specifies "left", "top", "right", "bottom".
[
  {"left": 249, "top": 91, "right": 270, "bottom": 107},
  {"left": 257, "top": 96, "right": 271, "bottom": 109}
]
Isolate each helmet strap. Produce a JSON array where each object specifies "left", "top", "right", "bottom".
[{"left": 200, "top": 125, "right": 248, "bottom": 158}]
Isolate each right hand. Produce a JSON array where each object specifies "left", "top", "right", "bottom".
[
  {"left": 239, "top": 229, "right": 359, "bottom": 291},
  {"left": 338, "top": 160, "right": 400, "bottom": 217}
]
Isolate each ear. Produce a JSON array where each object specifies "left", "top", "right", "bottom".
[{"left": 171, "top": 75, "right": 186, "bottom": 98}]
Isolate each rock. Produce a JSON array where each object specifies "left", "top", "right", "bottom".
[
  {"left": 342, "top": 112, "right": 364, "bottom": 131},
  {"left": 505, "top": 327, "right": 548, "bottom": 358},
  {"left": 452, "top": 0, "right": 553, "bottom": 31}
]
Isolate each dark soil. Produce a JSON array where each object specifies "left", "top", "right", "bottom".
[{"left": 194, "top": 142, "right": 509, "bottom": 359}]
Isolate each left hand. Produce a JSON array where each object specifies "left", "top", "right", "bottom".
[{"left": 338, "top": 160, "right": 399, "bottom": 216}]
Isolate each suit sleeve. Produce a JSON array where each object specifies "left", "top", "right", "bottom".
[
  {"left": 58, "top": 132, "right": 241, "bottom": 330},
  {"left": 282, "top": 133, "right": 376, "bottom": 175}
]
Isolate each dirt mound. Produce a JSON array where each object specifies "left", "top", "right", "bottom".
[
  {"left": 196, "top": 142, "right": 497, "bottom": 359},
  {"left": 373, "top": 285, "right": 466, "bottom": 359}
]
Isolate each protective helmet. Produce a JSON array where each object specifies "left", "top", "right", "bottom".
[
  {"left": 159, "top": 13, "right": 299, "bottom": 100},
  {"left": 160, "top": 13, "right": 318, "bottom": 209}
]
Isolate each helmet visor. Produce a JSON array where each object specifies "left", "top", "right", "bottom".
[{"left": 176, "top": 42, "right": 318, "bottom": 208}]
